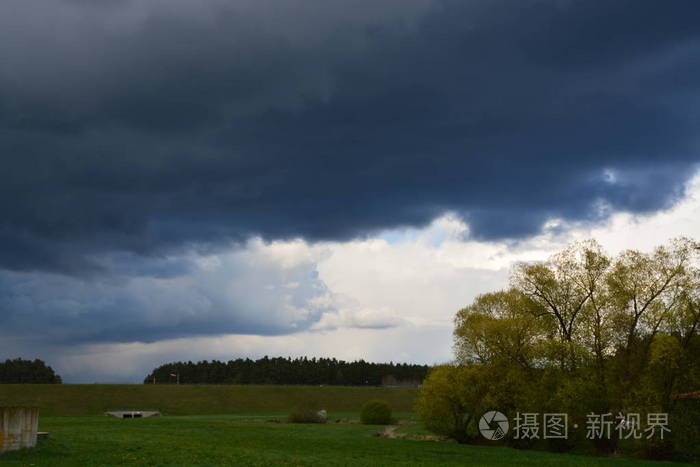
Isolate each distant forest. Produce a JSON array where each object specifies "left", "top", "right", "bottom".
[
  {"left": 0, "top": 358, "right": 62, "bottom": 384},
  {"left": 144, "top": 357, "right": 429, "bottom": 386}
]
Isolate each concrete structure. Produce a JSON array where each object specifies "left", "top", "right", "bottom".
[
  {"left": 105, "top": 410, "right": 160, "bottom": 419},
  {"left": 0, "top": 407, "right": 39, "bottom": 453}
]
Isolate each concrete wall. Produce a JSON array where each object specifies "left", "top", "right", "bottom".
[{"left": 0, "top": 407, "right": 39, "bottom": 453}]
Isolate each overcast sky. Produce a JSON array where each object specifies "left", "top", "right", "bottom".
[{"left": 1, "top": 0, "right": 699, "bottom": 382}]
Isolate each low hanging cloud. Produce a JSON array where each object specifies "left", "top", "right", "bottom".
[
  {"left": 0, "top": 0, "right": 699, "bottom": 274},
  {"left": 0, "top": 240, "right": 323, "bottom": 343}
]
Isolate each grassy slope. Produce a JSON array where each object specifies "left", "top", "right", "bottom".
[
  {"left": 0, "top": 384, "right": 418, "bottom": 416},
  {"left": 0, "top": 415, "right": 687, "bottom": 467}
]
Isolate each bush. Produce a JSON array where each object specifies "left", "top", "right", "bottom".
[
  {"left": 288, "top": 399, "right": 326, "bottom": 424},
  {"left": 415, "top": 365, "right": 490, "bottom": 443},
  {"left": 360, "top": 399, "right": 392, "bottom": 425}
]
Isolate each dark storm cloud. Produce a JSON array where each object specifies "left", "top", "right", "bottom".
[{"left": 1, "top": 0, "right": 699, "bottom": 274}]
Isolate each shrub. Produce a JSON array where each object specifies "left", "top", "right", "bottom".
[
  {"left": 288, "top": 399, "right": 326, "bottom": 424},
  {"left": 360, "top": 399, "right": 392, "bottom": 425},
  {"left": 415, "top": 365, "right": 490, "bottom": 443}
]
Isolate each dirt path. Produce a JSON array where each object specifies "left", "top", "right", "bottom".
[
  {"left": 375, "top": 423, "right": 447, "bottom": 442},
  {"left": 377, "top": 425, "right": 399, "bottom": 438}
]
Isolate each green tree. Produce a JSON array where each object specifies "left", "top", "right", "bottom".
[
  {"left": 512, "top": 240, "right": 610, "bottom": 370},
  {"left": 420, "top": 237, "right": 700, "bottom": 459},
  {"left": 0, "top": 358, "right": 62, "bottom": 384},
  {"left": 415, "top": 365, "right": 492, "bottom": 443}
]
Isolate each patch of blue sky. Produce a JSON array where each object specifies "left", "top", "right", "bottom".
[{"left": 378, "top": 226, "right": 449, "bottom": 248}]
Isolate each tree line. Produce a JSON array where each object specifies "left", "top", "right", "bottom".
[
  {"left": 417, "top": 238, "right": 700, "bottom": 460},
  {"left": 0, "top": 358, "right": 62, "bottom": 383},
  {"left": 144, "top": 356, "right": 429, "bottom": 386}
]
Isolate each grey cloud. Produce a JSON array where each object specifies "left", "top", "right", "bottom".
[{"left": 0, "top": 244, "right": 334, "bottom": 343}]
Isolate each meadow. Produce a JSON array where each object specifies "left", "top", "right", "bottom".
[
  {"left": 0, "top": 385, "right": 690, "bottom": 465},
  {"left": 0, "top": 414, "right": 689, "bottom": 466}
]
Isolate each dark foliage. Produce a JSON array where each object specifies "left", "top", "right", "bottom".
[
  {"left": 143, "top": 356, "right": 428, "bottom": 386},
  {"left": 669, "top": 398, "right": 700, "bottom": 461},
  {"left": 0, "top": 358, "right": 62, "bottom": 384}
]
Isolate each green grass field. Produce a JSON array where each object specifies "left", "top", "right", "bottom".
[
  {"left": 0, "top": 415, "right": 688, "bottom": 466},
  {"left": 0, "top": 384, "right": 419, "bottom": 416},
  {"left": 0, "top": 385, "right": 691, "bottom": 465}
]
